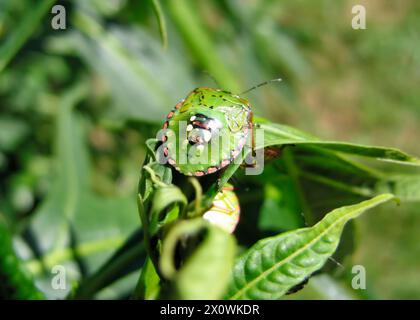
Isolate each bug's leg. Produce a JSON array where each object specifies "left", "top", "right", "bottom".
[
  {"left": 216, "top": 177, "right": 222, "bottom": 190},
  {"left": 243, "top": 112, "right": 257, "bottom": 168},
  {"left": 251, "top": 111, "right": 256, "bottom": 157}
]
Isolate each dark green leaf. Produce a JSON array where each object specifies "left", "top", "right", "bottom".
[
  {"left": 22, "top": 86, "right": 138, "bottom": 298},
  {"left": 0, "top": 220, "right": 44, "bottom": 299}
]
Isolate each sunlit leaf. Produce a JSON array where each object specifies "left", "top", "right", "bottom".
[
  {"left": 226, "top": 194, "right": 394, "bottom": 300},
  {"left": 160, "top": 219, "right": 236, "bottom": 299}
]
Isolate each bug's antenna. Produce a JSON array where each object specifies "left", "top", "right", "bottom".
[
  {"left": 202, "top": 70, "right": 221, "bottom": 88},
  {"left": 240, "top": 78, "right": 282, "bottom": 95}
]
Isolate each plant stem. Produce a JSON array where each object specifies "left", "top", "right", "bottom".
[
  {"left": 166, "top": 0, "right": 240, "bottom": 92},
  {"left": 72, "top": 242, "right": 145, "bottom": 299},
  {"left": 151, "top": 0, "right": 168, "bottom": 50}
]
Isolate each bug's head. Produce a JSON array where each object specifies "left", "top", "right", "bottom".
[{"left": 180, "top": 88, "right": 251, "bottom": 132}]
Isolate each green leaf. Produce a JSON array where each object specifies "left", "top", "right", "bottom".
[
  {"left": 166, "top": 0, "right": 240, "bottom": 92},
  {"left": 149, "top": 185, "right": 188, "bottom": 236},
  {"left": 254, "top": 22, "right": 311, "bottom": 83},
  {"left": 151, "top": 0, "right": 168, "bottom": 50},
  {"left": 375, "top": 175, "right": 420, "bottom": 202},
  {"left": 295, "top": 145, "right": 383, "bottom": 180},
  {"left": 22, "top": 86, "right": 138, "bottom": 298},
  {"left": 0, "top": 116, "right": 29, "bottom": 152},
  {"left": 256, "top": 164, "right": 305, "bottom": 232},
  {"left": 70, "top": 11, "right": 194, "bottom": 123},
  {"left": 134, "top": 257, "right": 160, "bottom": 300},
  {"left": 0, "top": 0, "right": 55, "bottom": 72},
  {"left": 259, "top": 181, "right": 304, "bottom": 231},
  {"left": 293, "top": 146, "right": 420, "bottom": 203},
  {"left": 0, "top": 220, "right": 44, "bottom": 300},
  {"left": 226, "top": 194, "right": 395, "bottom": 300},
  {"left": 73, "top": 230, "right": 146, "bottom": 299},
  {"left": 160, "top": 219, "right": 236, "bottom": 299},
  {"left": 259, "top": 122, "right": 420, "bottom": 166}
]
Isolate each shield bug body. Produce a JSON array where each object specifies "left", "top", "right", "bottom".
[{"left": 160, "top": 88, "right": 253, "bottom": 176}]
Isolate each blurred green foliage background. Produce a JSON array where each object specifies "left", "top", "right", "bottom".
[{"left": 0, "top": 0, "right": 419, "bottom": 299}]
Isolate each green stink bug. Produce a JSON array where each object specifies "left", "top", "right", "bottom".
[{"left": 159, "top": 87, "right": 253, "bottom": 176}]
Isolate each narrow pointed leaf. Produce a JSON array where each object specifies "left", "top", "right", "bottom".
[
  {"left": 258, "top": 122, "right": 420, "bottom": 166},
  {"left": 226, "top": 194, "right": 394, "bottom": 300}
]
